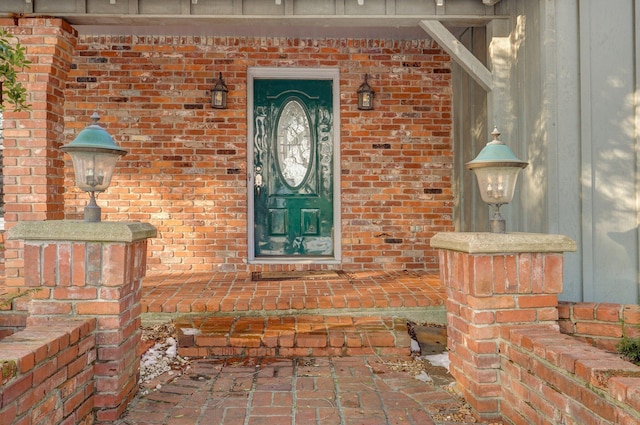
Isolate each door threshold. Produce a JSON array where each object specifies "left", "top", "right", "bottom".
[{"left": 250, "top": 256, "right": 341, "bottom": 265}]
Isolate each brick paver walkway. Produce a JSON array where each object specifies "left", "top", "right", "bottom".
[{"left": 114, "top": 356, "right": 499, "bottom": 425}]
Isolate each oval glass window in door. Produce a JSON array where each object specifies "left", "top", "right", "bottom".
[{"left": 276, "top": 99, "right": 312, "bottom": 188}]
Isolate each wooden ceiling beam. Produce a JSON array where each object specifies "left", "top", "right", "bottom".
[{"left": 419, "top": 19, "right": 493, "bottom": 91}]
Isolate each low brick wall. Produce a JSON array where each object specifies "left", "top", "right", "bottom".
[
  {"left": 431, "top": 232, "right": 640, "bottom": 423},
  {"left": 0, "top": 318, "right": 96, "bottom": 425},
  {"left": 500, "top": 325, "right": 640, "bottom": 425},
  {"left": 558, "top": 302, "right": 640, "bottom": 352},
  {"left": 7, "top": 221, "right": 156, "bottom": 423}
]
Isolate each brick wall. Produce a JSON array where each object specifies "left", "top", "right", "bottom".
[
  {"left": 439, "top": 248, "right": 564, "bottom": 417},
  {"left": 1, "top": 18, "right": 77, "bottom": 287},
  {"left": 0, "top": 318, "right": 96, "bottom": 425},
  {"left": 1, "top": 18, "right": 75, "bottom": 224},
  {"left": 10, "top": 221, "right": 155, "bottom": 422},
  {"left": 63, "top": 35, "right": 454, "bottom": 273},
  {"left": 501, "top": 325, "right": 640, "bottom": 425},
  {"left": 559, "top": 301, "right": 640, "bottom": 352},
  {"left": 433, "top": 234, "right": 640, "bottom": 424}
]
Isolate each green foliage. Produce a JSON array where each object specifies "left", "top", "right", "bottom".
[
  {"left": 616, "top": 337, "right": 640, "bottom": 365},
  {"left": 0, "top": 28, "right": 31, "bottom": 112},
  {"left": 1, "top": 360, "right": 17, "bottom": 379},
  {"left": 0, "top": 288, "right": 41, "bottom": 308}
]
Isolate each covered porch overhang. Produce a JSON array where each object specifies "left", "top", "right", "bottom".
[
  {"left": 2, "top": 0, "right": 503, "bottom": 42},
  {"left": 1, "top": 0, "right": 508, "bottom": 145}
]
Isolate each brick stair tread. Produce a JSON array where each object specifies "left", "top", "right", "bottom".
[
  {"left": 141, "top": 271, "right": 446, "bottom": 315},
  {"left": 175, "top": 315, "right": 412, "bottom": 358}
]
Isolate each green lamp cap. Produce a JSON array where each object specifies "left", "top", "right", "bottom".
[
  {"left": 466, "top": 127, "right": 528, "bottom": 169},
  {"left": 61, "top": 112, "right": 127, "bottom": 155}
]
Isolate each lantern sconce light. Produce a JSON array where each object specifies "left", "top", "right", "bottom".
[
  {"left": 211, "top": 72, "right": 229, "bottom": 109},
  {"left": 357, "top": 73, "right": 374, "bottom": 110},
  {"left": 61, "top": 112, "right": 127, "bottom": 222},
  {"left": 466, "top": 127, "right": 528, "bottom": 233}
]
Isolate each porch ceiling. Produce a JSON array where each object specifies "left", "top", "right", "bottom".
[{"left": 1, "top": 0, "right": 503, "bottom": 38}]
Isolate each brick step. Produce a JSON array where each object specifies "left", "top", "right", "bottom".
[
  {"left": 141, "top": 272, "right": 447, "bottom": 326},
  {"left": 174, "top": 315, "right": 412, "bottom": 358}
]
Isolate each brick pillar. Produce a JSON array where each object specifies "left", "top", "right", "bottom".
[
  {"left": 1, "top": 18, "right": 78, "bottom": 287},
  {"left": 7, "top": 220, "right": 157, "bottom": 423},
  {"left": 431, "top": 232, "right": 576, "bottom": 420}
]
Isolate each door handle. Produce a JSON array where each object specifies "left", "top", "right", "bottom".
[{"left": 255, "top": 166, "right": 263, "bottom": 196}]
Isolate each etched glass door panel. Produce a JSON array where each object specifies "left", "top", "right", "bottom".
[
  {"left": 253, "top": 79, "right": 334, "bottom": 258},
  {"left": 276, "top": 100, "right": 312, "bottom": 188}
]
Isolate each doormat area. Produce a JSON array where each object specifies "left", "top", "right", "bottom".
[{"left": 252, "top": 270, "right": 349, "bottom": 281}]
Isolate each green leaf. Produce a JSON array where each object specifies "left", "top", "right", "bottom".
[{"left": 0, "top": 28, "right": 31, "bottom": 112}]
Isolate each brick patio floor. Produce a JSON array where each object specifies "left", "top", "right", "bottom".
[
  {"left": 119, "top": 270, "right": 504, "bottom": 425},
  {"left": 141, "top": 270, "right": 446, "bottom": 321},
  {"left": 115, "top": 356, "right": 503, "bottom": 425}
]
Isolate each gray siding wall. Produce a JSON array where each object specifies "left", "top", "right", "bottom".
[
  {"left": 452, "top": 27, "right": 488, "bottom": 233},
  {"left": 572, "top": 0, "right": 639, "bottom": 303},
  {"left": 553, "top": 0, "right": 640, "bottom": 303},
  {"left": 454, "top": 0, "right": 640, "bottom": 303}
]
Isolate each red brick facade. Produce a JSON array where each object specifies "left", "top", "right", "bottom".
[
  {"left": 1, "top": 18, "right": 77, "bottom": 287},
  {"left": 2, "top": 19, "right": 453, "bottom": 275},
  {"left": 60, "top": 34, "right": 454, "bottom": 273}
]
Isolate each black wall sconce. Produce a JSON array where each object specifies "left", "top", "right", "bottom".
[
  {"left": 357, "top": 73, "right": 374, "bottom": 110},
  {"left": 212, "top": 72, "right": 229, "bottom": 109}
]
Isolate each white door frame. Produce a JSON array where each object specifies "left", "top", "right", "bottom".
[{"left": 247, "top": 67, "right": 342, "bottom": 264}]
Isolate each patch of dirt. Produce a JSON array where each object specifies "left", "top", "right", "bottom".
[
  {"left": 382, "top": 356, "right": 454, "bottom": 387},
  {"left": 141, "top": 322, "right": 176, "bottom": 344},
  {"left": 139, "top": 322, "right": 191, "bottom": 395}
]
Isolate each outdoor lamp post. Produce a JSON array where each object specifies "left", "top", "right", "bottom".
[
  {"left": 61, "top": 112, "right": 127, "bottom": 222},
  {"left": 466, "top": 127, "right": 528, "bottom": 233}
]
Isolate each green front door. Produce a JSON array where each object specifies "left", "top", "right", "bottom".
[{"left": 252, "top": 78, "right": 334, "bottom": 258}]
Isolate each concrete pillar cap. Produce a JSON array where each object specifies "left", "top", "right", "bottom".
[
  {"left": 8, "top": 220, "right": 157, "bottom": 243},
  {"left": 430, "top": 232, "right": 577, "bottom": 254}
]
